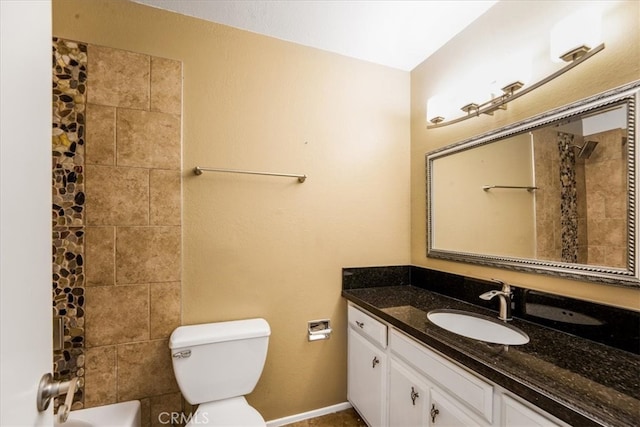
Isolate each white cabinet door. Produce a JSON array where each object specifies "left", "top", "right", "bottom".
[
  {"left": 0, "top": 1, "right": 53, "bottom": 426},
  {"left": 348, "top": 328, "right": 387, "bottom": 427},
  {"left": 430, "top": 388, "right": 482, "bottom": 426},
  {"left": 389, "top": 359, "right": 429, "bottom": 427},
  {"left": 390, "top": 329, "right": 493, "bottom": 423},
  {"left": 502, "top": 395, "right": 563, "bottom": 427}
]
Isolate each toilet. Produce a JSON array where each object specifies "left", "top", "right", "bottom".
[{"left": 169, "top": 318, "right": 271, "bottom": 426}]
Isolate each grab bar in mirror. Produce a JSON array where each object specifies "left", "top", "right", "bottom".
[
  {"left": 483, "top": 185, "right": 538, "bottom": 192},
  {"left": 193, "top": 166, "right": 306, "bottom": 183}
]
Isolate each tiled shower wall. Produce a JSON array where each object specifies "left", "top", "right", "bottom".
[
  {"left": 582, "top": 128, "right": 627, "bottom": 267},
  {"left": 532, "top": 126, "right": 626, "bottom": 267},
  {"left": 52, "top": 38, "right": 183, "bottom": 426},
  {"left": 532, "top": 127, "right": 564, "bottom": 261}
]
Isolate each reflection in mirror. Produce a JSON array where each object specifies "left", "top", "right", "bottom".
[
  {"left": 432, "top": 133, "right": 536, "bottom": 258},
  {"left": 426, "top": 81, "right": 639, "bottom": 286},
  {"left": 535, "top": 105, "right": 627, "bottom": 267}
]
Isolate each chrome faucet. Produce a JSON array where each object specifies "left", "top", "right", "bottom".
[{"left": 479, "top": 279, "right": 513, "bottom": 321}]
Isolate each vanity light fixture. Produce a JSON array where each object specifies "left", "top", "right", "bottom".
[{"left": 427, "top": 9, "right": 604, "bottom": 129}]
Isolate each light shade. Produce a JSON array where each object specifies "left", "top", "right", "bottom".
[
  {"left": 550, "top": 8, "right": 602, "bottom": 62},
  {"left": 494, "top": 51, "right": 532, "bottom": 91},
  {"left": 427, "top": 95, "right": 453, "bottom": 123}
]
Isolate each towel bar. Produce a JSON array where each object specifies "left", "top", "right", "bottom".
[{"left": 193, "top": 166, "right": 306, "bottom": 183}]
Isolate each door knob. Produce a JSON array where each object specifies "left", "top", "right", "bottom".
[{"left": 36, "top": 373, "right": 77, "bottom": 412}]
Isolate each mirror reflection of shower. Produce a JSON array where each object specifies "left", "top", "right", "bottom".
[
  {"left": 552, "top": 103, "right": 628, "bottom": 268},
  {"left": 532, "top": 102, "right": 629, "bottom": 267}
]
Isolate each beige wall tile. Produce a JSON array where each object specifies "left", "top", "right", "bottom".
[
  {"left": 605, "top": 192, "right": 627, "bottom": 219},
  {"left": 585, "top": 159, "right": 626, "bottom": 193},
  {"left": 150, "top": 169, "right": 181, "bottom": 226},
  {"left": 117, "top": 109, "right": 181, "bottom": 169},
  {"left": 605, "top": 247, "right": 627, "bottom": 268},
  {"left": 88, "top": 45, "right": 149, "bottom": 109},
  {"left": 150, "top": 282, "right": 181, "bottom": 340},
  {"left": 150, "top": 393, "right": 183, "bottom": 427},
  {"left": 85, "top": 285, "right": 149, "bottom": 347},
  {"left": 85, "top": 226, "right": 115, "bottom": 286},
  {"left": 116, "top": 227, "right": 181, "bottom": 284},
  {"left": 85, "top": 165, "right": 149, "bottom": 226},
  {"left": 588, "top": 218, "right": 627, "bottom": 247},
  {"left": 577, "top": 218, "right": 588, "bottom": 248},
  {"left": 139, "top": 398, "right": 151, "bottom": 427},
  {"left": 586, "top": 192, "right": 606, "bottom": 221},
  {"left": 151, "top": 57, "right": 182, "bottom": 115},
  {"left": 84, "top": 346, "right": 117, "bottom": 408},
  {"left": 86, "top": 104, "right": 116, "bottom": 165},
  {"left": 117, "top": 340, "right": 179, "bottom": 401},
  {"left": 588, "top": 246, "right": 607, "bottom": 266}
]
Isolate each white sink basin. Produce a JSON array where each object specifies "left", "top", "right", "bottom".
[{"left": 427, "top": 309, "right": 529, "bottom": 345}]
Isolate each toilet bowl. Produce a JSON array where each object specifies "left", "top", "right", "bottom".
[{"left": 169, "top": 318, "right": 270, "bottom": 426}]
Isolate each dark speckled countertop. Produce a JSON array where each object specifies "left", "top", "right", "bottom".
[{"left": 343, "top": 285, "right": 640, "bottom": 427}]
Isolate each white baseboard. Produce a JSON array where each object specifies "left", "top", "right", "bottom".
[{"left": 265, "top": 402, "right": 353, "bottom": 427}]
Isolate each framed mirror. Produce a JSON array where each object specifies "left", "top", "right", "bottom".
[{"left": 426, "top": 80, "right": 640, "bottom": 287}]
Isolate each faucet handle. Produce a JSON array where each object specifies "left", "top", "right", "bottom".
[
  {"left": 479, "top": 290, "right": 501, "bottom": 301},
  {"left": 490, "top": 278, "right": 511, "bottom": 294}
]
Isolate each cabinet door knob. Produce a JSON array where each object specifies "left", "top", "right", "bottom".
[
  {"left": 410, "top": 386, "right": 419, "bottom": 405},
  {"left": 372, "top": 356, "right": 380, "bottom": 368},
  {"left": 430, "top": 404, "right": 440, "bottom": 423},
  {"left": 355, "top": 321, "right": 364, "bottom": 328}
]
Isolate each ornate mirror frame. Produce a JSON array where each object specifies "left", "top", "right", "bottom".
[{"left": 426, "top": 80, "right": 640, "bottom": 287}]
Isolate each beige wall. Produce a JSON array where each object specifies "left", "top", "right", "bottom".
[
  {"left": 411, "top": 0, "right": 640, "bottom": 310},
  {"left": 53, "top": 0, "right": 410, "bottom": 421}
]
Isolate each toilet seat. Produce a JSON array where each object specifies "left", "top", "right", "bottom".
[{"left": 187, "top": 396, "right": 266, "bottom": 427}]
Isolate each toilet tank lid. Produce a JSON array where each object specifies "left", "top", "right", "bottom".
[{"left": 169, "top": 318, "right": 270, "bottom": 349}]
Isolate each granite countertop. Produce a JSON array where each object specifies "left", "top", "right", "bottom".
[{"left": 343, "top": 285, "right": 640, "bottom": 427}]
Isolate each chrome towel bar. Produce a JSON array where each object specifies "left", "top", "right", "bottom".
[
  {"left": 193, "top": 166, "right": 306, "bottom": 183},
  {"left": 482, "top": 185, "right": 538, "bottom": 192}
]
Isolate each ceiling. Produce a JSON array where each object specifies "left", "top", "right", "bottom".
[{"left": 132, "top": 0, "right": 498, "bottom": 71}]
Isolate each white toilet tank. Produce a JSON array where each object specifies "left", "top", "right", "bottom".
[{"left": 169, "top": 318, "right": 270, "bottom": 405}]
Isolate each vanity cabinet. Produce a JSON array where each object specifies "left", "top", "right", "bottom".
[
  {"left": 430, "top": 387, "right": 482, "bottom": 426},
  {"left": 347, "top": 305, "right": 388, "bottom": 427},
  {"left": 347, "top": 303, "right": 567, "bottom": 427},
  {"left": 389, "top": 328, "right": 493, "bottom": 424},
  {"left": 389, "top": 329, "right": 490, "bottom": 426},
  {"left": 388, "top": 360, "right": 429, "bottom": 426},
  {"left": 501, "top": 395, "right": 563, "bottom": 427},
  {"left": 389, "top": 358, "right": 480, "bottom": 426}
]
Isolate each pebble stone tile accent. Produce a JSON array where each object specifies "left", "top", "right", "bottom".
[
  {"left": 53, "top": 37, "right": 86, "bottom": 227},
  {"left": 558, "top": 132, "right": 579, "bottom": 264},
  {"left": 52, "top": 37, "right": 86, "bottom": 409}
]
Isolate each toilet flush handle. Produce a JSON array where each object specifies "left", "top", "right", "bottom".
[{"left": 172, "top": 350, "right": 191, "bottom": 359}]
